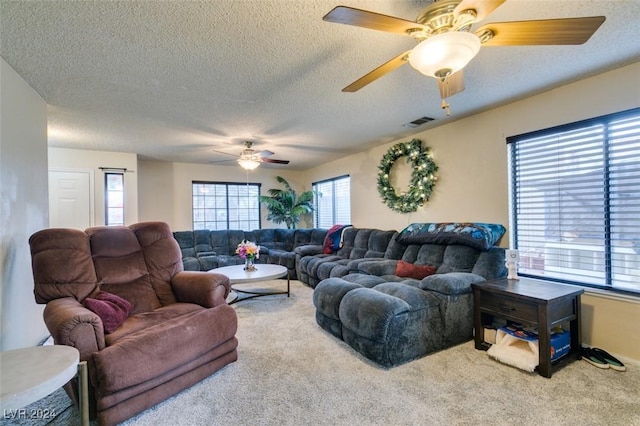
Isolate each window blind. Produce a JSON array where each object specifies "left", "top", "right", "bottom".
[
  {"left": 313, "top": 175, "right": 351, "bottom": 228},
  {"left": 508, "top": 107, "right": 640, "bottom": 294}
]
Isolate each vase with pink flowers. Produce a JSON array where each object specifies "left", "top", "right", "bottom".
[{"left": 236, "top": 240, "right": 259, "bottom": 271}]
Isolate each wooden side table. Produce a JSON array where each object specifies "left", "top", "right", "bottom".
[{"left": 472, "top": 277, "right": 584, "bottom": 378}]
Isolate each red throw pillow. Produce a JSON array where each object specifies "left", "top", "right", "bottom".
[
  {"left": 395, "top": 260, "right": 437, "bottom": 280},
  {"left": 83, "top": 291, "right": 133, "bottom": 334}
]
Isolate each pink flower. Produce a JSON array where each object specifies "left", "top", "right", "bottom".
[{"left": 236, "top": 240, "right": 259, "bottom": 260}]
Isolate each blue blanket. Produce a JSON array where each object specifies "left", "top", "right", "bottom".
[
  {"left": 324, "top": 225, "right": 351, "bottom": 254},
  {"left": 397, "top": 222, "right": 505, "bottom": 251}
]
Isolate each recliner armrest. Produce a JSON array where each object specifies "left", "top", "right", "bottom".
[
  {"left": 171, "top": 271, "right": 231, "bottom": 308},
  {"left": 43, "top": 297, "right": 106, "bottom": 360},
  {"left": 295, "top": 244, "right": 324, "bottom": 256}
]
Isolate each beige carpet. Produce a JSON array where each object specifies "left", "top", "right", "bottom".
[{"left": 8, "top": 280, "right": 640, "bottom": 426}]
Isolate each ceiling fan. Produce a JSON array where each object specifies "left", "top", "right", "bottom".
[
  {"left": 324, "top": 0, "right": 605, "bottom": 114},
  {"left": 212, "top": 141, "right": 290, "bottom": 170}
]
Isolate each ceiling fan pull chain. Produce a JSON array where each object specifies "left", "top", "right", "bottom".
[{"left": 441, "top": 98, "right": 451, "bottom": 116}]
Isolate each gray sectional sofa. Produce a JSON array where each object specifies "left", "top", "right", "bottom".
[
  {"left": 173, "top": 228, "right": 328, "bottom": 280},
  {"left": 174, "top": 223, "right": 507, "bottom": 368}
]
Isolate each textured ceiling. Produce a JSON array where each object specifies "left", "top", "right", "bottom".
[{"left": 1, "top": 0, "right": 639, "bottom": 170}]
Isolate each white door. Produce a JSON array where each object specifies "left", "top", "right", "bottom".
[{"left": 48, "top": 169, "right": 94, "bottom": 229}]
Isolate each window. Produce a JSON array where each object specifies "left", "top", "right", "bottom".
[
  {"left": 313, "top": 175, "right": 351, "bottom": 228},
  {"left": 192, "top": 181, "right": 261, "bottom": 231},
  {"left": 105, "top": 172, "right": 124, "bottom": 226},
  {"left": 508, "top": 107, "right": 640, "bottom": 294}
]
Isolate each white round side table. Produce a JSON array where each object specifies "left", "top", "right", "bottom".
[{"left": 0, "top": 345, "right": 88, "bottom": 425}]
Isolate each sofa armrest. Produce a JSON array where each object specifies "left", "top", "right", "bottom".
[
  {"left": 294, "top": 244, "right": 324, "bottom": 256},
  {"left": 418, "top": 272, "right": 486, "bottom": 295},
  {"left": 171, "top": 271, "right": 231, "bottom": 308},
  {"left": 43, "top": 297, "right": 105, "bottom": 361}
]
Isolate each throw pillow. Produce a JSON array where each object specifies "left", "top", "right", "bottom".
[
  {"left": 395, "top": 260, "right": 436, "bottom": 280},
  {"left": 83, "top": 291, "right": 132, "bottom": 334}
]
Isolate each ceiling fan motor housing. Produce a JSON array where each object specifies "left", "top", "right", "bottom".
[{"left": 413, "top": 0, "right": 476, "bottom": 39}]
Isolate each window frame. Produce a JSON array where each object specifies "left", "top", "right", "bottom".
[
  {"left": 192, "top": 180, "right": 261, "bottom": 231},
  {"left": 508, "top": 106, "right": 640, "bottom": 296},
  {"left": 104, "top": 171, "right": 125, "bottom": 226},
  {"left": 312, "top": 174, "right": 351, "bottom": 228}
]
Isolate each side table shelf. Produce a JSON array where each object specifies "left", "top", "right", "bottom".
[{"left": 472, "top": 277, "right": 584, "bottom": 378}]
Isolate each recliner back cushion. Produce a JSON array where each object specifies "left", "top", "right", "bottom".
[
  {"left": 362, "top": 230, "right": 396, "bottom": 258},
  {"left": 87, "top": 226, "right": 161, "bottom": 315},
  {"left": 210, "top": 231, "right": 231, "bottom": 255},
  {"left": 131, "top": 222, "right": 181, "bottom": 305},
  {"left": 383, "top": 233, "right": 406, "bottom": 260},
  {"left": 336, "top": 227, "right": 358, "bottom": 258},
  {"left": 293, "top": 229, "right": 313, "bottom": 247},
  {"left": 347, "top": 229, "right": 374, "bottom": 259},
  {"left": 415, "top": 244, "right": 446, "bottom": 266},
  {"left": 173, "top": 231, "right": 196, "bottom": 258},
  {"left": 436, "top": 245, "right": 481, "bottom": 274},
  {"left": 194, "top": 230, "right": 214, "bottom": 255},
  {"left": 310, "top": 229, "right": 328, "bottom": 245},
  {"left": 30, "top": 228, "right": 99, "bottom": 303},
  {"left": 254, "top": 229, "right": 276, "bottom": 248},
  {"left": 274, "top": 229, "right": 295, "bottom": 251},
  {"left": 228, "top": 230, "right": 247, "bottom": 253},
  {"left": 401, "top": 244, "right": 422, "bottom": 263}
]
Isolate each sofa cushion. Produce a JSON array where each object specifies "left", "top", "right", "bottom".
[
  {"left": 105, "top": 303, "right": 203, "bottom": 346},
  {"left": 173, "top": 231, "right": 196, "bottom": 258},
  {"left": 83, "top": 291, "right": 132, "bottom": 334},
  {"left": 100, "top": 276, "right": 161, "bottom": 316},
  {"left": 29, "top": 228, "right": 99, "bottom": 303},
  {"left": 194, "top": 230, "right": 214, "bottom": 255},
  {"left": 395, "top": 260, "right": 436, "bottom": 280},
  {"left": 93, "top": 303, "right": 237, "bottom": 393},
  {"left": 382, "top": 233, "right": 405, "bottom": 260},
  {"left": 436, "top": 245, "right": 480, "bottom": 274},
  {"left": 397, "top": 223, "right": 506, "bottom": 251}
]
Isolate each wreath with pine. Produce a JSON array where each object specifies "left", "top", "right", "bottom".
[{"left": 377, "top": 139, "right": 438, "bottom": 213}]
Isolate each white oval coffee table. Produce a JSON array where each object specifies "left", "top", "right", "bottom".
[{"left": 213, "top": 264, "right": 290, "bottom": 304}]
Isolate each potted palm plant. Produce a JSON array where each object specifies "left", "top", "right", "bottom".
[{"left": 260, "top": 176, "right": 315, "bottom": 229}]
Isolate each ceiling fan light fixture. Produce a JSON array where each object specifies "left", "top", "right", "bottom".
[
  {"left": 237, "top": 157, "right": 260, "bottom": 170},
  {"left": 408, "top": 31, "right": 481, "bottom": 79}
]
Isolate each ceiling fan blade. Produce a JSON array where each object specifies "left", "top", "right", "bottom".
[
  {"left": 343, "top": 50, "right": 411, "bottom": 92},
  {"left": 476, "top": 17, "right": 606, "bottom": 46},
  {"left": 212, "top": 149, "right": 239, "bottom": 157},
  {"left": 261, "top": 158, "right": 290, "bottom": 165},
  {"left": 437, "top": 70, "right": 465, "bottom": 99},
  {"left": 257, "top": 150, "right": 275, "bottom": 158},
  {"left": 323, "top": 6, "right": 426, "bottom": 36},
  {"left": 454, "top": 0, "right": 506, "bottom": 23}
]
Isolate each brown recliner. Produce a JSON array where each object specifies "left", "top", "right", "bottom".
[{"left": 29, "top": 221, "right": 238, "bottom": 425}]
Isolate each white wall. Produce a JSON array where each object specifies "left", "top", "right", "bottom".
[
  {"left": 138, "top": 160, "right": 309, "bottom": 231},
  {"left": 48, "top": 147, "right": 139, "bottom": 226},
  {"left": 0, "top": 58, "right": 49, "bottom": 350}
]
